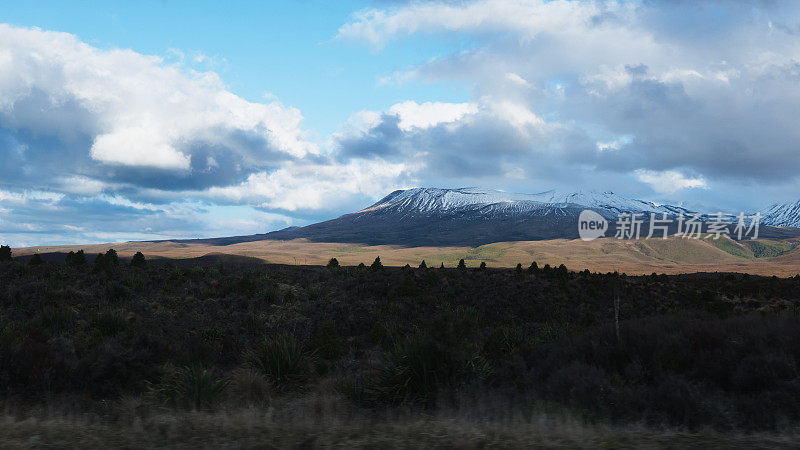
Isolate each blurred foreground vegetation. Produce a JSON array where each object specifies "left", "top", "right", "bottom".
[{"left": 2, "top": 251, "right": 800, "bottom": 447}]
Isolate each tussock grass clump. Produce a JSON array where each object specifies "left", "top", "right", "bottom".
[
  {"left": 245, "top": 333, "right": 313, "bottom": 385},
  {"left": 146, "top": 365, "right": 227, "bottom": 410},
  {"left": 363, "top": 335, "right": 490, "bottom": 405}
]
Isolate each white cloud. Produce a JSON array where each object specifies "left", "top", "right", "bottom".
[
  {"left": 0, "top": 24, "right": 317, "bottom": 174},
  {"left": 388, "top": 100, "right": 478, "bottom": 131},
  {"left": 634, "top": 169, "right": 707, "bottom": 194},
  {"left": 207, "top": 159, "right": 414, "bottom": 212}
]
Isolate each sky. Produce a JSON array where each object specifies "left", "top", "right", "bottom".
[{"left": 1, "top": 0, "right": 800, "bottom": 246}]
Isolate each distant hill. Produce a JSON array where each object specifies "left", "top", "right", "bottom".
[{"left": 176, "top": 187, "right": 800, "bottom": 247}]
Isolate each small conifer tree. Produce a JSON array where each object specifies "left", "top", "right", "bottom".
[
  {"left": 370, "top": 257, "right": 383, "bottom": 271},
  {"left": 29, "top": 253, "right": 43, "bottom": 266},
  {"left": 418, "top": 260, "right": 427, "bottom": 269},
  {"left": 105, "top": 249, "right": 119, "bottom": 266},
  {"left": 326, "top": 257, "right": 340, "bottom": 268},
  {"left": 457, "top": 259, "right": 467, "bottom": 270},
  {"left": 0, "top": 245, "right": 11, "bottom": 262},
  {"left": 131, "top": 251, "right": 147, "bottom": 268},
  {"left": 479, "top": 261, "right": 487, "bottom": 270}
]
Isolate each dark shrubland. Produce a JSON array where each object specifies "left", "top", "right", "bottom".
[{"left": 1, "top": 256, "right": 800, "bottom": 440}]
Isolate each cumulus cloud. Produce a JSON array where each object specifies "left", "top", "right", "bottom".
[
  {"left": 0, "top": 24, "right": 317, "bottom": 195},
  {"left": 339, "top": 0, "right": 800, "bottom": 185}
]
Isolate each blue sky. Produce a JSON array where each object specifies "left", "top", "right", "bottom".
[
  {"left": 2, "top": 0, "right": 800, "bottom": 246},
  {"left": 2, "top": 0, "right": 470, "bottom": 137}
]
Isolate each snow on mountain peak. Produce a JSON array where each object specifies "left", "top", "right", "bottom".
[
  {"left": 761, "top": 200, "right": 800, "bottom": 228},
  {"left": 360, "top": 187, "right": 692, "bottom": 217}
]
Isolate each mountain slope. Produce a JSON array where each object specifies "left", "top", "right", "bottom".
[
  {"left": 761, "top": 200, "right": 800, "bottom": 228},
  {"left": 164, "top": 187, "right": 800, "bottom": 247},
  {"left": 256, "top": 187, "right": 696, "bottom": 246}
]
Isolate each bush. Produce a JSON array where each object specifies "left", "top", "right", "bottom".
[
  {"left": 457, "top": 259, "right": 467, "bottom": 270},
  {"left": 479, "top": 261, "right": 486, "bottom": 270},
  {"left": 66, "top": 250, "right": 86, "bottom": 266},
  {"left": 105, "top": 249, "right": 119, "bottom": 266},
  {"left": 312, "top": 320, "right": 342, "bottom": 360},
  {"left": 0, "top": 245, "right": 12, "bottom": 262},
  {"left": 130, "top": 251, "right": 146, "bottom": 268},
  {"left": 367, "top": 335, "right": 488, "bottom": 405},
  {"left": 146, "top": 365, "right": 228, "bottom": 410},
  {"left": 90, "top": 310, "right": 128, "bottom": 337},
  {"left": 246, "top": 333, "right": 312, "bottom": 385},
  {"left": 326, "top": 257, "right": 340, "bottom": 268}
]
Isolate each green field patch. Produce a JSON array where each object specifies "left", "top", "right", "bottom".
[
  {"left": 743, "top": 240, "right": 798, "bottom": 258},
  {"left": 704, "top": 236, "right": 754, "bottom": 259}
]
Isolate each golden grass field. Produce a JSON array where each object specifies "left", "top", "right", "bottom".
[{"left": 13, "top": 235, "right": 800, "bottom": 276}]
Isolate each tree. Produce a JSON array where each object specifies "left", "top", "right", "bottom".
[
  {"left": 479, "top": 261, "right": 487, "bottom": 270},
  {"left": 0, "top": 245, "right": 11, "bottom": 262},
  {"left": 326, "top": 257, "right": 340, "bottom": 268},
  {"left": 94, "top": 253, "right": 105, "bottom": 267},
  {"left": 418, "top": 260, "right": 427, "bottom": 270},
  {"left": 131, "top": 251, "right": 147, "bottom": 268},
  {"left": 357, "top": 262, "right": 366, "bottom": 270},
  {"left": 370, "top": 256, "right": 383, "bottom": 271},
  {"left": 104, "top": 249, "right": 119, "bottom": 266},
  {"left": 29, "top": 253, "right": 43, "bottom": 266},
  {"left": 440, "top": 262, "right": 445, "bottom": 269},
  {"left": 527, "top": 261, "right": 539, "bottom": 274},
  {"left": 457, "top": 259, "right": 467, "bottom": 270},
  {"left": 515, "top": 263, "right": 523, "bottom": 274},
  {"left": 66, "top": 250, "right": 87, "bottom": 266}
]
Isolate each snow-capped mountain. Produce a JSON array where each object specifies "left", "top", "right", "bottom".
[
  {"left": 360, "top": 187, "right": 694, "bottom": 218},
  {"left": 761, "top": 200, "right": 800, "bottom": 228},
  {"left": 254, "top": 187, "right": 702, "bottom": 246},
  {"left": 177, "top": 187, "right": 800, "bottom": 247}
]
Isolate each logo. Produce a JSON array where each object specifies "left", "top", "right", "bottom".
[{"left": 578, "top": 210, "right": 608, "bottom": 241}]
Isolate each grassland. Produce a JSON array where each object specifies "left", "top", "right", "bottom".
[{"left": 13, "top": 235, "right": 800, "bottom": 276}]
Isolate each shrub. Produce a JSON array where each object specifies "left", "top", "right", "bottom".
[
  {"left": 0, "top": 245, "right": 11, "bottom": 262},
  {"left": 515, "top": 263, "right": 523, "bottom": 274},
  {"left": 65, "top": 250, "right": 86, "bottom": 266},
  {"left": 90, "top": 310, "right": 128, "bottom": 337},
  {"left": 130, "top": 251, "right": 146, "bottom": 268},
  {"left": 527, "top": 261, "right": 539, "bottom": 273},
  {"left": 479, "top": 261, "right": 487, "bottom": 270},
  {"left": 105, "top": 249, "right": 119, "bottom": 266},
  {"left": 367, "top": 335, "right": 487, "bottom": 405},
  {"left": 457, "top": 259, "right": 467, "bottom": 270},
  {"left": 226, "top": 368, "right": 272, "bottom": 406},
  {"left": 146, "top": 365, "right": 228, "bottom": 410},
  {"left": 419, "top": 260, "right": 427, "bottom": 269},
  {"left": 246, "top": 333, "right": 312, "bottom": 385},
  {"left": 311, "top": 320, "right": 342, "bottom": 360},
  {"left": 29, "top": 254, "right": 43, "bottom": 266},
  {"left": 38, "top": 305, "right": 77, "bottom": 333},
  {"left": 370, "top": 256, "right": 384, "bottom": 271},
  {"left": 327, "top": 257, "right": 340, "bottom": 268}
]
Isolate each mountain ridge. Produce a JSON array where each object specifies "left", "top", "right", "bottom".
[{"left": 158, "top": 187, "right": 800, "bottom": 247}]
